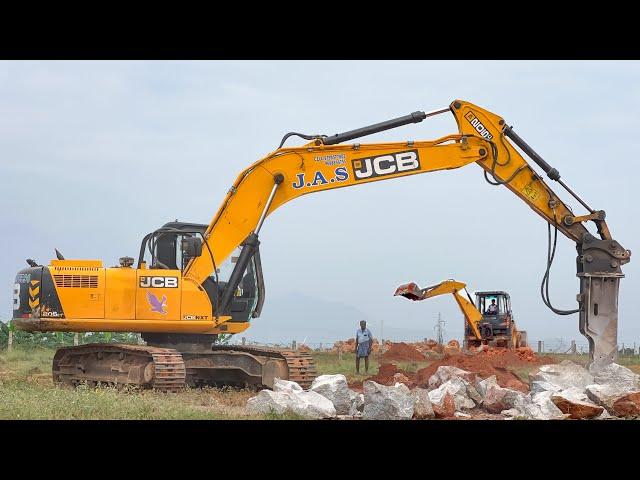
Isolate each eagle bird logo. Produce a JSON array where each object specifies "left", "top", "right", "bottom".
[{"left": 146, "top": 291, "right": 167, "bottom": 315}]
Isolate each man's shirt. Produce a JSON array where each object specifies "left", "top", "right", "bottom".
[
  {"left": 356, "top": 328, "right": 372, "bottom": 344},
  {"left": 487, "top": 305, "right": 498, "bottom": 314}
]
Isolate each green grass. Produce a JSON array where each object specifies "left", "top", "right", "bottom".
[
  {"left": 313, "top": 351, "right": 431, "bottom": 384},
  {"left": 3, "top": 346, "right": 640, "bottom": 419},
  {"left": 0, "top": 347, "right": 54, "bottom": 380},
  {"left": 0, "top": 347, "right": 302, "bottom": 420}
]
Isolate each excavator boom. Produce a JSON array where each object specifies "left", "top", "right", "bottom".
[{"left": 181, "top": 100, "right": 628, "bottom": 367}]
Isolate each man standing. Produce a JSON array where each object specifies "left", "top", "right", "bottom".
[{"left": 355, "top": 320, "right": 373, "bottom": 374}]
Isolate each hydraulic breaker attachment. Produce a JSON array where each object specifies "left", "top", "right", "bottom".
[{"left": 576, "top": 234, "right": 630, "bottom": 370}]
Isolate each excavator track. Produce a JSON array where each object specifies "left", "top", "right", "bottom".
[
  {"left": 279, "top": 350, "right": 317, "bottom": 389},
  {"left": 52, "top": 343, "right": 186, "bottom": 393},
  {"left": 183, "top": 345, "right": 318, "bottom": 389},
  {"left": 52, "top": 343, "right": 316, "bottom": 391}
]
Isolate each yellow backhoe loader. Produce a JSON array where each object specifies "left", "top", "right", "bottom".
[
  {"left": 394, "top": 280, "right": 527, "bottom": 350},
  {"left": 12, "top": 100, "right": 630, "bottom": 391}
]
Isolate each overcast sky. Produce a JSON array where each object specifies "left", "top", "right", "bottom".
[{"left": 1, "top": 60, "right": 639, "bottom": 349}]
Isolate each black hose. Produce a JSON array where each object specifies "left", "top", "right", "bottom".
[
  {"left": 540, "top": 217, "right": 580, "bottom": 315},
  {"left": 277, "top": 132, "right": 323, "bottom": 149},
  {"left": 483, "top": 135, "right": 527, "bottom": 186}
]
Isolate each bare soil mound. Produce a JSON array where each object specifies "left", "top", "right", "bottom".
[
  {"left": 414, "top": 348, "right": 557, "bottom": 392},
  {"left": 380, "top": 342, "right": 427, "bottom": 363}
]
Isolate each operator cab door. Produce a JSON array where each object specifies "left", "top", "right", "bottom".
[
  {"left": 210, "top": 247, "right": 262, "bottom": 321},
  {"left": 138, "top": 231, "right": 184, "bottom": 321}
]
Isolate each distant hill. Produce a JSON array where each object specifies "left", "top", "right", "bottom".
[{"left": 242, "top": 291, "right": 370, "bottom": 346}]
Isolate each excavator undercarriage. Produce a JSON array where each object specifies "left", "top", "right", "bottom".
[{"left": 52, "top": 335, "right": 317, "bottom": 392}]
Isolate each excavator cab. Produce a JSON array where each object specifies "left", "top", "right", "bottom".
[
  {"left": 138, "top": 221, "right": 265, "bottom": 323},
  {"left": 473, "top": 291, "right": 515, "bottom": 347}
]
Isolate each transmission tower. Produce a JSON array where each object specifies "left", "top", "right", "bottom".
[{"left": 434, "top": 312, "right": 445, "bottom": 345}]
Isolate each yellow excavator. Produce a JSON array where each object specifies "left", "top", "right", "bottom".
[
  {"left": 12, "top": 100, "right": 630, "bottom": 391},
  {"left": 394, "top": 280, "right": 527, "bottom": 350}
]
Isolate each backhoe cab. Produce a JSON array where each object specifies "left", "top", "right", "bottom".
[{"left": 472, "top": 291, "right": 526, "bottom": 349}]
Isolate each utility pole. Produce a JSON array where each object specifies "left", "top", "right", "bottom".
[{"left": 435, "top": 313, "right": 445, "bottom": 345}]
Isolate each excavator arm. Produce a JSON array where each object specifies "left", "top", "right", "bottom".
[
  {"left": 184, "top": 100, "right": 630, "bottom": 368},
  {"left": 394, "top": 280, "right": 483, "bottom": 340}
]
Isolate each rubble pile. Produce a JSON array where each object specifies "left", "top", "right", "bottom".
[
  {"left": 331, "top": 339, "right": 447, "bottom": 356},
  {"left": 477, "top": 346, "right": 553, "bottom": 365},
  {"left": 332, "top": 338, "right": 390, "bottom": 354},
  {"left": 247, "top": 359, "right": 640, "bottom": 420}
]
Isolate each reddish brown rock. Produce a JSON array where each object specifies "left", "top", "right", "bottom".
[
  {"left": 612, "top": 392, "right": 640, "bottom": 417},
  {"left": 433, "top": 392, "right": 455, "bottom": 418},
  {"left": 482, "top": 384, "right": 526, "bottom": 414},
  {"left": 551, "top": 394, "right": 604, "bottom": 419}
]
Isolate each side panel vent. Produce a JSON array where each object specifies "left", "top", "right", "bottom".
[{"left": 53, "top": 275, "right": 99, "bottom": 288}]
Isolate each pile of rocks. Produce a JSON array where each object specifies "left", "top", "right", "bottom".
[
  {"left": 245, "top": 361, "right": 640, "bottom": 420},
  {"left": 522, "top": 360, "right": 640, "bottom": 419},
  {"left": 246, "top": 375, "right": 364, "bottom": 419},
  {"left": 331, "top": 339, "right": 447, "bottom": 356}
]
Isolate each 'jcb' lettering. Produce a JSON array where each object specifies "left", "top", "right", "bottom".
[
  {"left": 139, "top": 276, "right": 179, "bottom": 288},
  {"left": 352, "top": 150, "right": 420, "bottom": 181}
]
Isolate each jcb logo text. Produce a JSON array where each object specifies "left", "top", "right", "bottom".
[
  {"left": 140, "top": 276, "right": 179, "bottom": 288},
  {"left": 352, "top": 150, "right": 420, "bottom": 181}
]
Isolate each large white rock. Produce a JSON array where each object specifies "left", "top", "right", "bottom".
[
  {"left": 530, "top": 381, "right": 562, "bottom": 395},
  {"left": 394, "top": 382, "right": 411, "bottom": 394},
  {"left": 466, "top": 384, "right": 483, "bottom": 404},
  {"left": 273, "top": 378, "right": 303, "bottom": 393},
  {"left": 412, "top": 388, "right": 435, "bottom": 419},
  {"left": 310, "top": 374, "right": 352, "bottom": 415},
  {"left": 246, "top": 390, "right": 294, "bottom": 416},
  {"left": 428, "top": 377, "right": 476, "bottom": 411},
  {"left": 557, "top": 386, "right": 591, "bottom": 403},
  {"left": 500, "top": 408, "right": 523, "bottom": 418},
  {"left": 590, "top": 363, "right": 640, "bottom": 391},
  {"left": 348, "top": 391, "right": 365, "bottom": 416},
  {"left": 475, "top": 375, "right": 498, "bottom": 398},
  {"left": 501, "top": 391, "right": 567, "bottom": 420},
  {"left": 520, "top": 391, "right": 567, "bottom": 420},
  {"left": 292, "top": 391, "right": 338, "bottom": 419},
  {"left": 482, "top": 384, "right": 526, "bottom": 414},
  {"left": 529, "top": 361, "right": 594, "bottom": 391},
  {"left": 246, "top": 388, "right": 336, "bottom": 419},
  {"left": 585, "top": 383, "right": 640, "bottom": 413},
  {"left": 363, "top": 381, "right": 415, "bottom": 420},
  {"left": 428, "top": 366, "right": 475, "bottom": 389}
]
